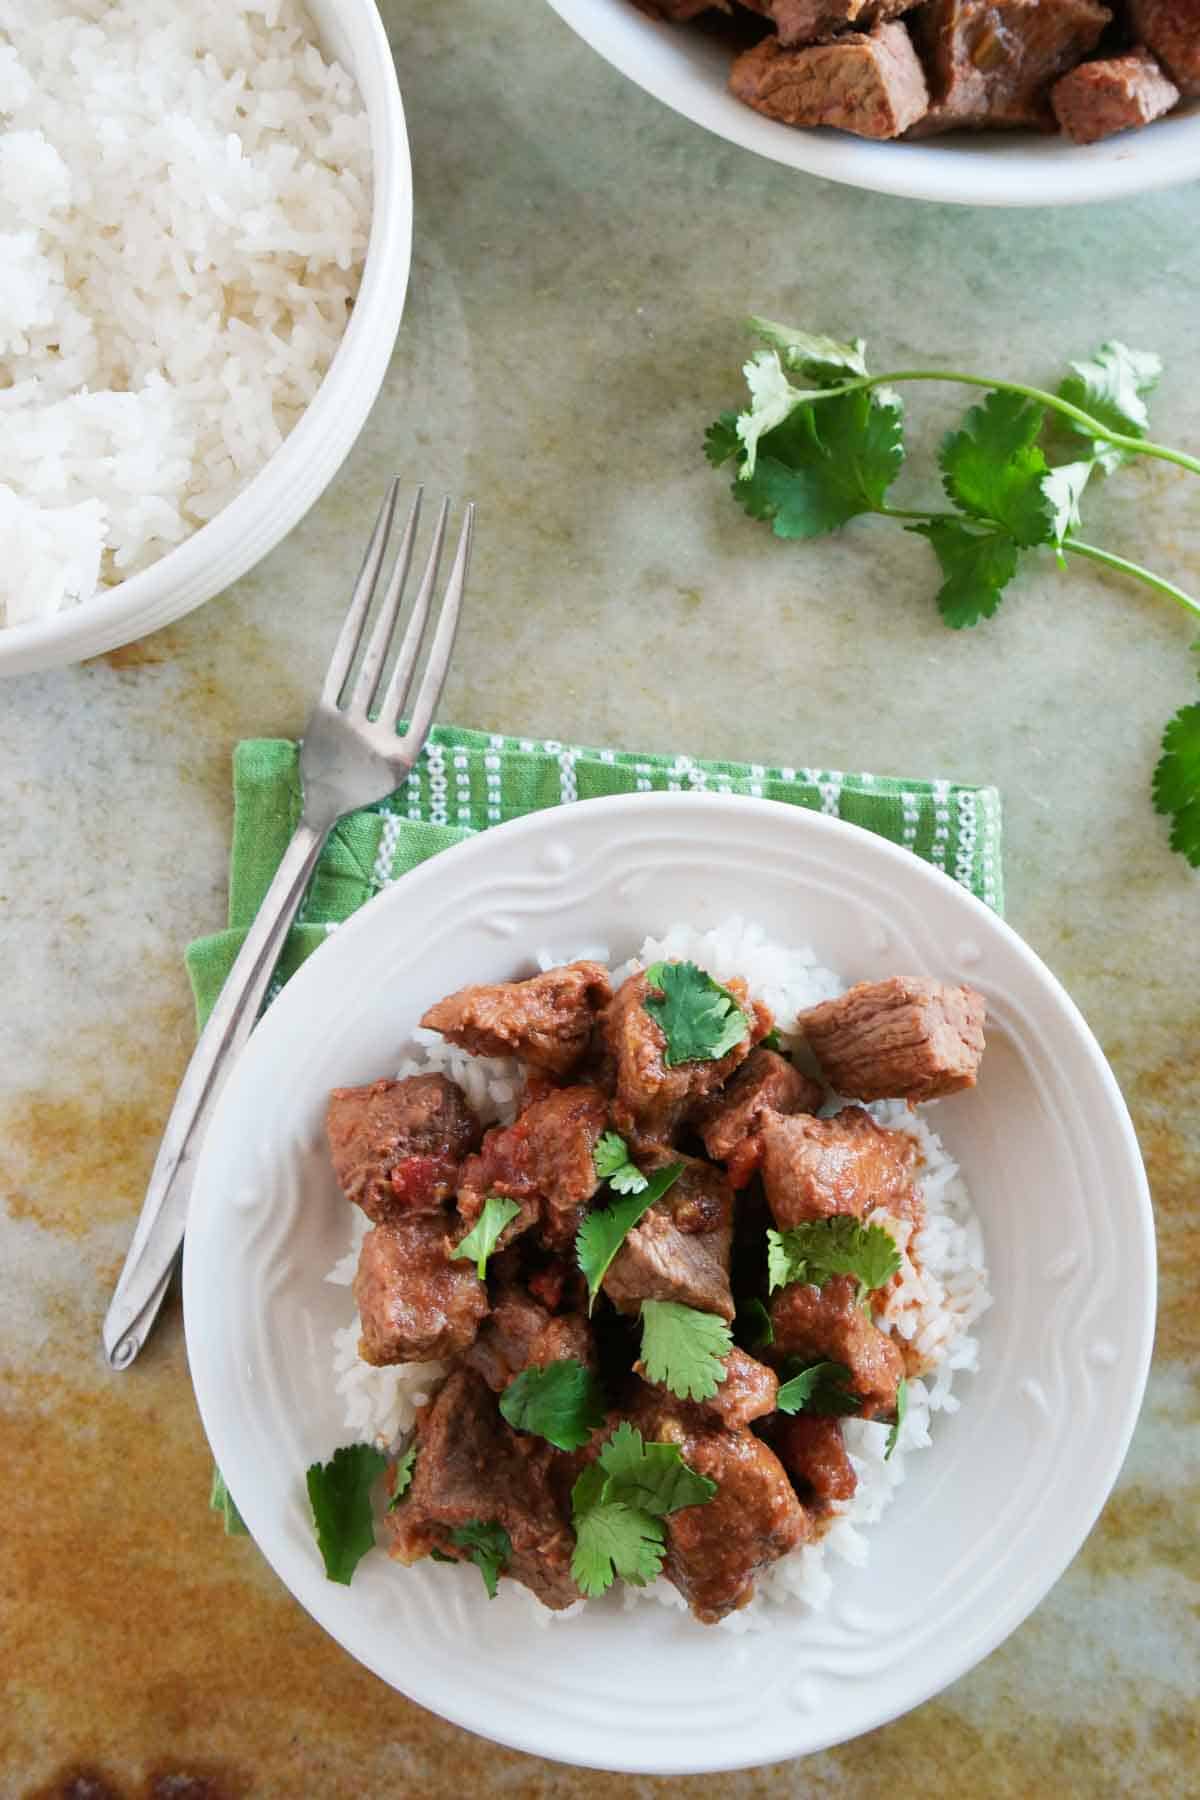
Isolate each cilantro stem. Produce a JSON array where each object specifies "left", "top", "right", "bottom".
[
  {"left": 1063, "top": 539, "right": 1200, "bottom": 621},
  {"left": 824, "top": 371, "right": 1200, "bottom": 477}
]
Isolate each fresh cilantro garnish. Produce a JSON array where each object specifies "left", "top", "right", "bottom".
[
  {"left": 734, "top": 1296, "right": 774, "bottom": 1351},
  {"left": 210, "top": 1467, "right": 249, "bottom": 1537},
  {"left": 639, "top": 1299, "right": 733, "bottom": 1402},
  {"left": 448, "top": 1518, "right": 512, "bottom": 1600},
  {"left": 643, "top": 961, "right": 751, "bottom": 1067},
  {"left": 760, "top": 1026, "right": 783, "bottom": 1052},
  {"left": 386, "top": 1442, "right": 417, "bottom": 1511},
  {"left": 592, "top": 1130, "right": 648, "bottom": 1195},
  {"left": 766, "top": 1217, "right": 901, "bottom": 1302},
  {"left": 709, "top": 320, "right": 1200, "bottom": 866},
  {"left": 305, "top": 1443, "right": 388, "bottom": 1585},
  {"left": 575, "top": 1162, "right": 683, "bottom": 1311},
  {"left": 1154, "top": 697, "right": 1200, "bottom": 868},
  {"left": 884, "top": 1376, "right": 908, "bottom": 1462},
  {"left": 775, "top": 1359, "right": 860, "bottom": 1417},
  {"left": 429, "top": 1547, "right": 456, "bottom": 1563},
  {"left": 449, "top": 1194, "right": 522, "bottom": 1280},
  {"left": 498, "top": 1357, "right": 607, "bottom": 1452},
  {"left": 569, "top": 1424, "right": 716, "bottom": 1598}
]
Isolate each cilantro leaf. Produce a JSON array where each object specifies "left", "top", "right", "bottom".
[
  {"left": 639, "top": 1299, "right": 733, "bottom": 1402},
  {"left": 499, "top": 1357, "right": 607, "bottom": 1452},
  {"left": 1059, "top": 341, "right": 1162, "bottom": 473},
  {"left": 735, "top": 388, "right": 903, "bottom": 540},
  {"left": 386, "top": 1442, "right": 417, "bottom": 1511},
  {"left": 429, "top": 1547, "right": 456, "bottom": 1564},
  {"left": 592, "top": 1130, "right": 648, "bottom": 1196},
  {"left": 305, "top": 1443, "right": 387, "bottom": 1585},
  {"left": 576, "top": 1162, "right": 684, "bottom": 1310},
  {"left": 734, "top": 351, "right": 827, "bottom": 477},
  {"left": 1042, "top": 459, "right": 1095, "bottom": 558},
  {"left": 1153, "top": 700, "right": 1200, "bottom": 867},
  {"left": 643, "top": 960, "right": 751, "bottom": 1066},
  {"left": 940, "top": 391, "right": 1055, "bottom": 548},
  {"left": 449, "top": 1194, "right": 522, "bottom": 1280},
  {"left": 597, "top": 1420, "right": 718, "bottom": 1516},
  {"left": 571, "top": 1497, "right": 665, "bottom": 1598},
  {"left": 761, "top": 1027, "right": 783, "bottom": 1052},
  {"left": 766, "top": 1217, "right": 901, "bottom": 1301},
  {"left": 210, "top": 1467, "right": 249, "bottom": 1537},
  {"left": 735, "top": 1295, "right": 774, "bottom": 1351},
  {"left": 747, "top": 317, "right": 868, "bottom": 384},
  {"left": 907, "top": 517, "right": 1019, "bottom": 629},
  {"left": 449, "top": 1518, "right": 512, "bottom": 1600},
  {"left": 884, "top": 1376, "right": 908, "bottom": 1462},
  {"left": 704, "top": 411, "right": 742, "bottom": 468},
  {"left": 775, "top": 1359, "right": 860, "bottom": 1417}
]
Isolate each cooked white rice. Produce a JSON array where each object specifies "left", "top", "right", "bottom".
[
  {"left": 326, "top": 917, "right": 992, "bottom": 1626},
  {"left": 0, "top": 0, "right": 370, "bottom": 627}
]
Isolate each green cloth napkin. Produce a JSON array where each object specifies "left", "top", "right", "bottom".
[{"left": 189, "top": 725, "right": 1004, "bottom": 1534}]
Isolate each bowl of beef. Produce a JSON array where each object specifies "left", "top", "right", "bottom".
[
  {"left": 183, "top": 791, "right": 1154, "bottom": 1770},
  {"left": 542, "top": 0, "right": 1200, "bottom": 205}
]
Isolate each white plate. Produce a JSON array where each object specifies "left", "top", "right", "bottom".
[
  {"left": 544, "top": 0, "right": 1200, "bottom": 207},
  {"left": 184, "top": 792, "right": 1155, "bottom": 1773}
]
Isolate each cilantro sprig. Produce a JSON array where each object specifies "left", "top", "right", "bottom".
[
  {"left": 592, "top": 1130, "right": 648, "bottom": 1195},
  {"left": 448, "top": 1518, "right": 512, "bottom": 1600},
  {"left": 766, "top": 1217, "right": 901, "bottom": 1303},
  {"left": 639, "top": 1299, "right": 733, "bottom": 1402},
  {"left": 306, "top": 1442, "right": 388, "bottom": 1585},
  {"left": 575, "top": 1161, "right": 684, "bottom": 1311},
  {"left": 884, "top": 1376, "right": 908, "bottom": 1463},
  {"left": 709, "top": 319, "right": 1200, "bottom": 867},
  {"left": 498, "top": 1357, "right": 607, "bottom": 1452},
  {"left": 450, "top": 1194, "right": 522, "bottom": 1280},
  {"left": 775, "top": 1359, "right": 860, "bottom": 1417},
  {"left": 643, "top": 961, "right": 751, "bottom": 1066},
  {"left": 386, "top": 1442, "right": 417, "bottom": 1511},
  {"left": 570, "top": 1422, "right": 716, "bottom": 1598}
]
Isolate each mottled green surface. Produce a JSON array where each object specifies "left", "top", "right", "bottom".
[{"left": 2, "top": 2, "right": 1198, "bottom": 1795}]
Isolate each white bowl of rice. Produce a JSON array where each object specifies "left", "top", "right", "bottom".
[
  {"left": 184, "top": 793, "right": 1156, "bottom": 1772},
  {"left": 0, "top": 0, "right": 411, "bottom": 675}
]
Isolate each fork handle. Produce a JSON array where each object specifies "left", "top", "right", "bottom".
[{"left": 102, "top": 818, "right": 328, "bottom": 1371}]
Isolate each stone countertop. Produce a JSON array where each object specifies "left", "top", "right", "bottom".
[{"left": 3, "top": 2, "right": 1198, "bottom": 1795}]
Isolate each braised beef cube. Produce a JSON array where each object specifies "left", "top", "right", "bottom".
[
  {"left": 633, "top": 1384, "right": 811, "bottom": 1623},
  {"left": 456, "top": 1083, "right": 608, "bottom": 1254},
  {"left": 1129, "top": 0, "right": 1200, "bottom": 96},
  {"left": 600, "top": 969, "right": 762, "bottom": 1147},
  {"left": 386, "top": 1368, "right": 580, "bottom": 1609},
  {"left": 770, "top": 1275, "right": 902, "bottom": 1417},
  {"left": 730, "top": 23, "right": 931, "bottom": 138},
  {"left": 466, "top": 1284, "right": 595, "bottom": 1393},
  {"left": 696, "top": 1047, "right": 823, "bottom": 1172},
  {"left": 742, "top": 0, "right": 920, "bottom": 47},
  {"left": 354, "top": 1216, "right": 488, "bottom": 1366},
  {"left": 1052, "top": 48, "right": 1180, "bottom": 139},
  {"left": 641, "top": 1345, "right": 778, "bottom": 1429},
  {"left": 911, "top": 0, "right": 1111, "bottom": 133},
  {"left": 760, "top": 1106, "right": 919, "bottom": 1229},
  {"left": 798, "top": 976, "right": 986, "bottom": 1103},
  {"left": 421, "top": 961, "right": 612, "bottom": 1077},
  {"left": 603, "top": 1154, "right": 735, "bottom": 1321},
  {"left": 772, "top": 1414, "right": 858, "bottom": 1508},
  {"left": 326, "top": 1074, "right": 482, "bottom": 1222}
]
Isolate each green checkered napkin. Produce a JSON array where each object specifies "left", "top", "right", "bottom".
[{"left": 189, "top": 725, "right": 1003, "bottom": 1532}]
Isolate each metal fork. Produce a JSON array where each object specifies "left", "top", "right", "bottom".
[{"left": 102, "top": 483, "right": 473, "bottom": 1372}]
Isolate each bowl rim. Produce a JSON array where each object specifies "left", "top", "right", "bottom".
[
  {"left": 543, "top": 0, "right": 1200, "bottom": 208},
  {"left": 0, "top": 0, "right": 413, "bottom": 676},
  {"left": 183, "top": 789, "right": 1157, "bottom": 1772}
]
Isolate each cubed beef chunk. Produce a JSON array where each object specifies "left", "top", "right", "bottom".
[
  {"left": 326, "top": 1074, "right": 481, "bottom": 1222},
  {"left": 466, "top": 1284, "right": 595, "bottom": 1393},
  {"left": 633, "top": 1384, "right": 811, "bottom": 1622},
  {"left": 742, "top": 0, "right": 920, "bottom": 48},
  {"left": 1129, "top": 0, "right": 1200, "bottom": 96},
  {"left": 600, "top": 969, "right": 762, "bottom": 1147},
  {"left": 695, "top": 1047, "right": 823, "bottom": 1176},
  {"left": 760, "top": 1106, "right": 919, "bottom": 1229},
  {"left": 603, "top": 1154, "right": 735, "bottom": 1321},
  {"left": 421, "top": 961, "right": 612, "bottom": 1077},
  {"left": 386, "top": 1368, "right": 580, "bottom": 1609},
  {"left": 911, "top": 0, "right": 1111, "bottom": 133},
  {"left": 772, "top": 1414, "right": 858, "bottom": 1508},
  {"left": 730, "top": 23, "right": 931, "bottom": 139},
  {"left": 677, "top": 1346, "right": 780, "bottom": 1428},
  {"left": 798, "top": 976, "right": 986, "bottom": 1103},
  {"left": 1052, "top": 47, "right": 1180, "bottom": 139},
  {"left": 354, "top": 1215, "right": 488, "bottom": 1365},
  {"left": 457, "top": 1083, "right": 609, "bottom": 1253},
  {"left": 770, "top": 1275, "right": 903, "bottom": 1416}
]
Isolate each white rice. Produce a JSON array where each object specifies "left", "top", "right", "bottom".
[
  {"left": 326, "top": 917, "right": 992, "bottom": 1625},
  {"left": 0, "top": 0, "right": 370, "bottom": 627}
]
